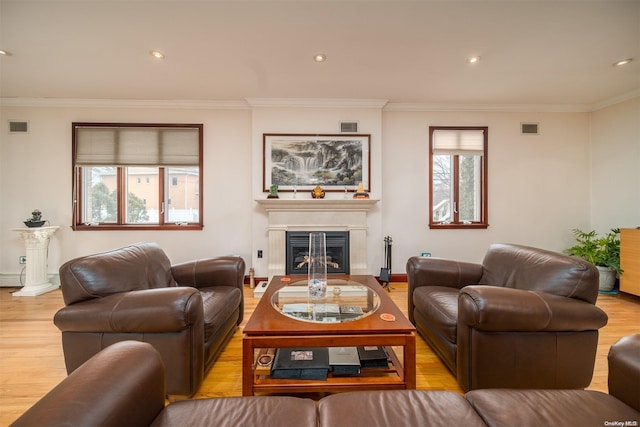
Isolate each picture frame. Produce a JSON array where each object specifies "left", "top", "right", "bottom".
[{"left": 263, "top": 133, "right": 371, "bottom": 192}]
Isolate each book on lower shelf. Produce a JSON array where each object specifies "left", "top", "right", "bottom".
[
  {"left": 270, "top": 347, "right": 330, "bottom": 380},
  {"left": 357, "top": 345, "right": 389, "bottom": 368},
  {"left": 329, "top": 347, "right": 361, "bottom": 376}
]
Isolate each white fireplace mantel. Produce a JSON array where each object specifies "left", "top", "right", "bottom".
[{"left": 256, "top": 198, "right": 379, "bottom": 279}]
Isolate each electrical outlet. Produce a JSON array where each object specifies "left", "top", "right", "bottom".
[
  {"left": 19, "top": 256, "right": 27, "bottom": 264},
  {"left": 257, "top": 250, "right": 263, "bottom": 259}
]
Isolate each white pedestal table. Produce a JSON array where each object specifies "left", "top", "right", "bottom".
[{"left": 11, "top": 226, "right": 60, "bottom": 297}]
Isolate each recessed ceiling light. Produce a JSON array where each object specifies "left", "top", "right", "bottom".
[
  {"left": 314, "top": 53, "right": 327, "bottom": 62},
  {"left": 0, "top": 49, "right": 12, "bottom": 56},
  {"left": 613, "top": 58, "right": 633, "bottom": 67},
  {"left": 149, "top": 50, "right": 165, "bottom": 60},
  {"left": 467, "top": 56, "right": 481, "bottom": 64}
]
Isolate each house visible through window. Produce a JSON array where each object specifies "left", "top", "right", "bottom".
[
  {"left": 429, "top": 126, "right": 488, "bottom": 229},
  {"left": 72, "top": 123, "right": 203, "bottom": 230}
]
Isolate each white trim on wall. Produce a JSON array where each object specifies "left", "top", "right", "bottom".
[
  {"left": 0, "top": 98, "right": 250, "bottom": 110},
  {"left": 3, "top": 92, "right": 638, "bottom": 112}
]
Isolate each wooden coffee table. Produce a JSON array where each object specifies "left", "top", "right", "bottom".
[{"left": 242, "top": 275, "right": 416, "bottom": 396}]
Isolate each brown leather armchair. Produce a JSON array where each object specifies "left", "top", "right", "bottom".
[
  {"left": 54, "top": 242, "right": 245, "bottom": 397},
  {"left": 406, "top": 243, "right": 608, "bottom": 391}
]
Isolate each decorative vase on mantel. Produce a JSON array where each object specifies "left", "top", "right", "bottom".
[{"left": 308, "top": 232, "right": 328, "bottom": 299}]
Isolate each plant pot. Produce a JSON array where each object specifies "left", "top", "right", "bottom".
[{"left": 596, "top": 266, "right": 616, "bottom": 292}]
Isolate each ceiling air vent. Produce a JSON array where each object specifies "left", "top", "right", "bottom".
[
  {"left": 340, "top": 121, "right": 358, "bottom": 133},
  {"left": 9, "top": 121, "right": 29, "bottom": 133},
  {"left": 521, "top": 123, "right": 538, "bottom": 135}
]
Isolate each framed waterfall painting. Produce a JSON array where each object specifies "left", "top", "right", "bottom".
[{"left": 263, "top": 133, "right": 371, "bottom": 193}]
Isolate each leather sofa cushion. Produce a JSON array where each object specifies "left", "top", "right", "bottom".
[
  {"left": 413, "top": 286, "right": 459, "bottom": 344},
  {"left": 479, "top": 243, "right": 598, "bottom": 304},
  {"left": 59, "top": 242, "right": 179, "bottom": 305},
  {"left": 318, "top": 390, "right": 486, "bottom": 427},
  {"left": 466, "top": 389, "right": 640, "bottom": 427},
  {"left": 201, "top": 286, "right": 242, "bottom": 341},
  {"left": 150, "top": 396, "right": 317, "bottom": 427}
]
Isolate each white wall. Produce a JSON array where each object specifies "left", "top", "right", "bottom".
[
  {"left": 590, "top": 97, "right": 640, "bottom": 232},
  {"left": 1, "top": 97, "right": 637, "bottom": 283},
  {"left": 249, "top": 103, "right": 383, "bottom": 276},
  {"left": 382, "top": 109, "right": 593, "bottom": 268},
  {"left": 0, "top": 104, "right": 253, "bottom": 281}
]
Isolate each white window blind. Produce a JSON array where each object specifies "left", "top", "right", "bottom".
[
  {"left": 432, "top": 129, "right": 485, "bottom": 155},
  {"left": 75, "top": 125, "right": 200, "bottom": 166}
]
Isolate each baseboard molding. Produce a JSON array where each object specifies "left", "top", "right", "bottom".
[
  {"left": 0, "top": 274, "right": 22, "bottom": 287},
  {"left": 2, "top": 273, "right": 404, "bottom": 288},
  {"left": 3, "top": 274, "right": 405, "bottom": 290},
  {"left": 389, "top": 273, "right": 407, "bottom": 283},
  {"left": 0, "top": 273, "right": 60, "bottom": 288},
  {"left": 244, "top": 274, "right": 407, "bottom": 285}
]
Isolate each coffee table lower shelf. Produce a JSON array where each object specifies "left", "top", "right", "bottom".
[
  {"left": 244, "top": 344, "right": 414, "bottom": 396},
  {"left": 252, "top": 372, "right": 407, "bottom": 395}
]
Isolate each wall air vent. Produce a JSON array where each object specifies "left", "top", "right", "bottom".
[
  {"left": 9, "top": 121, "right": 29, "bottom": 133},
  {"left": 340, "top": 121, "right": 358, "bottom": 133},
  {"left": 521, "top": 123, "right": 538, "bottom": 135}
]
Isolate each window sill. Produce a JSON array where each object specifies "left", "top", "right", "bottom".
[
  {"left": 73, "top": 224, "right": 203, "bottom": 231},
  {"left": 429, "top": 223, "right": 489, "bottom": 230}
]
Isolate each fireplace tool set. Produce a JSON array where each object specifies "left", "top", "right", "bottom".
[{"left": 379, "top": 236, "right": 393, "bottom": 291}]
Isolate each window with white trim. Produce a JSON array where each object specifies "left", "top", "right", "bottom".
[
  {"left": 429, "top": 126, "right": 488, "bottom": 229},
  {"left": 72, "top": 123, "right": 203, "bottom": 230}
]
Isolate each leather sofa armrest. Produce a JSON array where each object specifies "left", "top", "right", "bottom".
[
  {"left": 54, "top": 287, "right": 203, "bottom": 333},
  {"left": 608, "top": 334, "right": 640, "bottom": 411},
  {"left": 172, "top": 256, "right": 245, "bottom": 290},
  {"left": 10, "top": 341, "right": 165, "bottom": 427},
  {"left": 407, "top": 257, "right": 483, "bottom": 322},
  {"left": 407, "top": 257, "right": 483, "bottom": 290},
  {"left": 458, "top": 285, "right": 608, "bottom": 331}
]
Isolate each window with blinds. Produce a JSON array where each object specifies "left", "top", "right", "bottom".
[
  {"left": 429, "top": 126, "right": 488, "bottom": 229},
  {"left": 72, "top": 123, "right": 203, "bottom": 230}
]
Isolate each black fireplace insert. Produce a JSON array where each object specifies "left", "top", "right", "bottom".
[{"left": 285, "top": 231, "right": 350, "bottom": 275}]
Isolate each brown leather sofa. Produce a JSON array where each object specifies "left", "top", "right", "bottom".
[
  {"left": 11, "top": 336, "right": 639, "bottom": 426},
  {"left": 53, "top": 242, "right": 245, "bottom": 396},
  {"left": 406, "top": 243, "right": 609, "bottom": 391}
]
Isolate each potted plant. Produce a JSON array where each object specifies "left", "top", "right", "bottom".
[{"left": 565, "top": 228, "right": 622, "bottom": 292}]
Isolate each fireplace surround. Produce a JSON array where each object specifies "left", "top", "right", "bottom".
[{"left": 256, "top": 199, "right": 378, "bottom": 279}]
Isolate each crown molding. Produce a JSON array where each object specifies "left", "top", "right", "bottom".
[
  {"left": 2, "top": 93, "right": 636, "bottom": 112},
  {"left": 0, "top": 98, "right": 250, "bottom": 110},
  {"left": 385, "top": 89, "right": 640, "bottom": 113},
  {"left": 245, "top": 98, "right": 389, "bottom": 109},
  {"left": 591, "top": 89, "right": 640, "bottom": 111},
  {"left": 383, "top": 102, "right": 593, "bottom": 113}
]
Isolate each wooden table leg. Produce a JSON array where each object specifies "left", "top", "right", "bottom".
[
  {"left": 241, "top": 337, "right": 254, "bottom": 396},
  {"left": 405, "top": 333, "right": 417, "bottom": 389}
]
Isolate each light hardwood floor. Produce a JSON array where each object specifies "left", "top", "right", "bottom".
[{"left": 1, "top": 283, "right": 639, "bottom": 425}]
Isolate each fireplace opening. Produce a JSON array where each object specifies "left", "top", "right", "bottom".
[{"left": 286, "top": 231, "right": 350, "bottom": 275}]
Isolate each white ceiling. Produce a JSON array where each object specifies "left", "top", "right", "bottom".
[{"left": 1, "top": 0, "right": 639, "bottom": 109}]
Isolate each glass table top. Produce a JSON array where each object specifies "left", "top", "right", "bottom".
[{"left": 271, "top": 278, "right": 380, "bottom": 324}]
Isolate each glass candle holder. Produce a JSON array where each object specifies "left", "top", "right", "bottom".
[{"left": 308, "top": 232, "right": 327, "bottom": 299}]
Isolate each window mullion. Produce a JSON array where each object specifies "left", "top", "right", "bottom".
[
  {"left": 117, "top": 167, "right": 126, "bottom": 224},
  {"left": 73, "top": 167, "right": 82, "bottom": 225},
  {"left": 453, "top": 155, "right": 460, "bottom": 224},
  {"left": 159, "top": 167, "right": 166, "bottom": 225}
]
